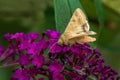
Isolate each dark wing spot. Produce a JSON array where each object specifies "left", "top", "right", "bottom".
[{"left": 72, "top": 19, "right": 76, "bottom": 22}]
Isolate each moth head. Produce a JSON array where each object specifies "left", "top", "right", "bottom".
[
  {"left": 57, "top": 38, "right": 63, "bottom": 45},
  {"left": 57, "top": 34, "right": 65, "bottom": 45}
]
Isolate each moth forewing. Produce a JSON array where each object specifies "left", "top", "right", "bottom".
[
  {"left": 58, "top": 8, "right": 96, "bottom": 45},
  {"left": 64, "top": 8, "right": 86, "bottom": 33}
]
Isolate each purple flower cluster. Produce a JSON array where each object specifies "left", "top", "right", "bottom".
[{"left": 0, "top": 30, "right": 120, "bottom": 80}]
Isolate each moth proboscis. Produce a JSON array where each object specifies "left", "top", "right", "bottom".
[{"left": 57, "top": 8, "right": 96, "bottom": 45}]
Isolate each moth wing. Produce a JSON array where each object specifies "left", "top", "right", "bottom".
[
  {"left": 68, "top": 35, "right": 96, "bottom": 44},
  {"left": 63, "top": 31, "right": 96, "bottom": 40},
  {"left": 75, "top": 36, "right": 96, "bottom": 44},
  {"left": 63, "top": 8, "right": 95, "bottom": 39},
  {"left": 58, "top": 8, "right": 96, "bottom": 45},
  {"left": 64, "top": 8, "right": 87, "bottom": 34}
]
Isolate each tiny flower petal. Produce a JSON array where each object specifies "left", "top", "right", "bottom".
[
  {"left": 44, "top": 30, "right": 60, "bottom": 39},
  {"left": 11, "top": 32, "right": 24, "bottom": 40},
  {"left": 49, "top": 60, "right": 62, "bottom": 73},
  {"left": 53, "top": 72, "right": 64, "bottom": 80},
  {"left": 0, "top": 46, "right": 4, "bottom": 56},
  {"left": 18, "top": 53, "right": 30, "bottom": 66},
  {"left": 27, "top": 42, "right": 39, "bottom": 55},
  {"left": 28, "top": 32, "right": 38, "bottom": 41},
  {"left": 50, "top": 44, "right": 62, "bottom": 54},
  {"left": 18, "top": 41, "right": 30, "bottom": 50},
  {"left": 38, "top": 39, "right": 48, "bottom": 52},
  {"left": 4, "top": 33, "right": 13, "bottom": 41},
  {"left": 32, "top": 55, "right": 44, "bottom": 68},
  {"left": 11, "top": 69, "right": 30, "bottom": 80}
]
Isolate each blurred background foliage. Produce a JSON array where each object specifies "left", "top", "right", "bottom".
[{"left": 0, "top": 0, "right": 120, "bottom": 80}]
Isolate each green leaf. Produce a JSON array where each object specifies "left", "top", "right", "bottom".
[
  {"left": 68, "top": 0, "right": 84, "bottom": 13},
  {"left": 94, "top": 0, "right": 104, "bottom": 45},
  {"left": 54, "top": 0, "right": 71, "bottom": 33},
  {"left": 54, "top": 0, "right": 86, "bottom": 33}
]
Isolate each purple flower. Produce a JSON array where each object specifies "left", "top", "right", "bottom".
[
  {"left": 117, "top": 76, "right": 120, "bottom": 80},
  {"left": 18, "top": 53, "right": 30, "bottom": 66},
  {"left": 11, "top": 32, "right": 24, "bottom": 40},
  {"left": 24, "top": 32, "right": 38, "bottom": 43},
  {"left": 71, "top": 44, "right": 82, "bottom": 56},
  {"left": 0, "top": 48, "right": 13, "bottom": 62},
  {"left": 38, "top": 39, "right": 48, "bottom": 52},
  {"left": 32, "top": 55, "right": 44, "bottom": 68},
  {"left": 62, "top": 45, "right": 70, "bottom": 53},
  {"left": 47, "top": 39, "right": 58, "bottom": 48},
  {"left": 50, "top": 44, "right": 62, "bottom": 54},
  {"left": 27, "top": 42, "right": 39, "bottom": 55},
  {"left": 44, "top": 30, "right": 60, "bottom": 39},
  {"left": 3, "top": 33, "right": 13, "bottom": 42},
  {"left": 0, "top": 46, "right": 4, "bottom": 56},
  {"left": 18, "top": 41, "right": 30, "bottom": 50},
  {"left": 93, "top": 48, "right": 101, "bottom": 56},
  {"left": 17, "top": 32, "right": 38, "bottom": 44},
  {"left": 74, "top": 65, "right": 82, "bottom": 70},
  {"left": 53, "top": 72, "right": 64, "bottom": 80},
  {"left": 49, "top": 60, "right": 62, "bottom": 73},
  {"left": 66, "top": 72, "right": 84, "bottom": 80},
  {"left": 28, "top": 32, "right": 38, "bottom": 40},
  {"left": 11, "top": 69, "right": 30, "bottom": 80},
  {"left": 0, "top": 30, "right": 119, "bottom": 80}
]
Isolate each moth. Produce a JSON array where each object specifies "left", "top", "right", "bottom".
[{"left": 57, "top": 8, "right": 96, "bottom": 45}]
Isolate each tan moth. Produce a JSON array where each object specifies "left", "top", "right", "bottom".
[{"left": 57, "top": 8, "right": 96, "bottom": 45}]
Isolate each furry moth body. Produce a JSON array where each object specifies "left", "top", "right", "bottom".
[{"left": 58, "top": 8, "right": 96, "bottom": 45}]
